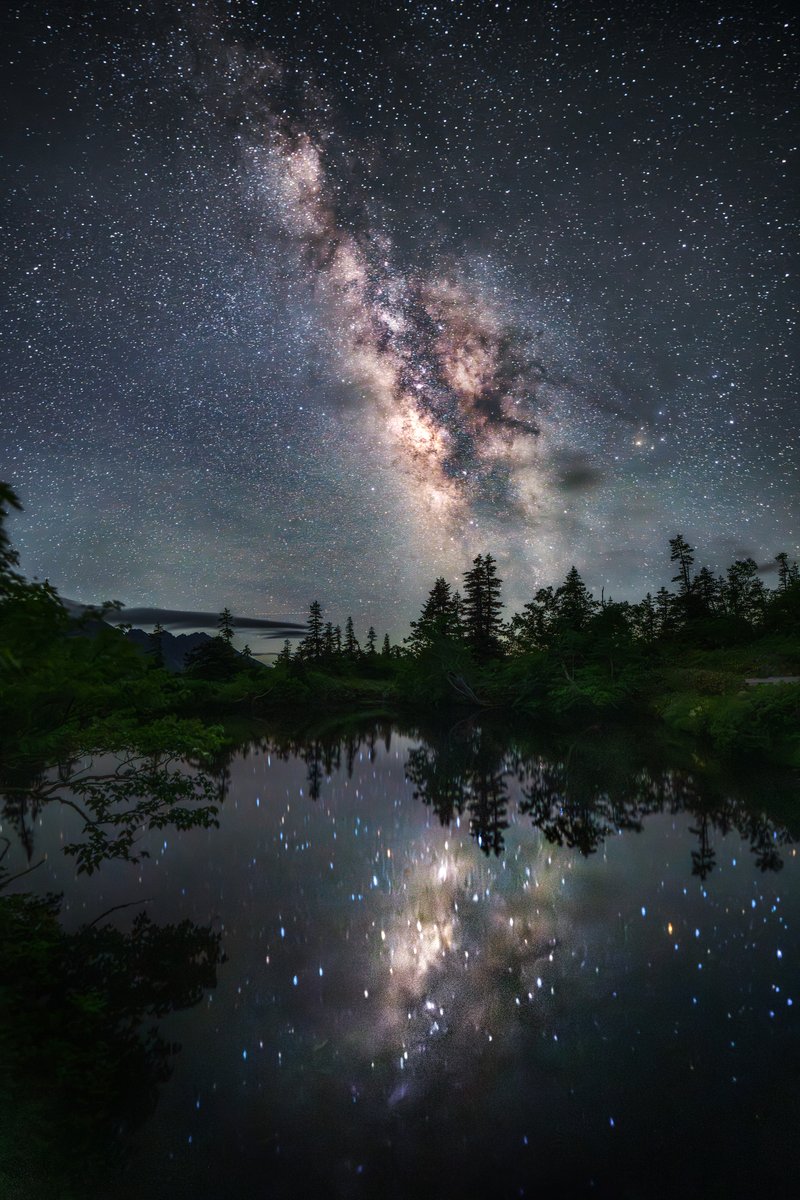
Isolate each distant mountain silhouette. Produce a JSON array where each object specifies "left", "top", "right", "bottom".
[
  {"left": 59, "top": 598, "right": 305, "bottom": 671},
  {"left": 124, "top": 627, "right": 232, "bottom": 673}
]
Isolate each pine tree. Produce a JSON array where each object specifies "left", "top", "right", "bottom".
[
  {"left": 218, "top": 607, "right": 235, "bottom": 644},
  {"left": 554, "top": 566, "right": 596, "bottom": 631},
  {"left": 461, "top": 554, "right": 505, "bottom": 657},
  {"left": 365, "top": 626, "right": 377, "bottom": 655},
  {"left": 381, "top": 633, "right": 391, "bottom": 657},
  {"left": 694, "top": 566, "right": 721, "bottom": 615},
  {"left": 724, "top": 559, "right": 766, "bottom": 623},
  {"left": 307, "top": 600, "right": 324, "bottom": 660},
  {"left": 669, "top": 535, "right": 695, "bottom": 596},
  {"left": 241, "top": 643, "right": 253, "bottom": 659},
  {"left": 482, "top": 555, "right": 504, "bottom": 653},
  {"left": 406, "top": 577, "right": 461, "bottom": 653},
  {"left": 775, "top": 552, "right": 798, "bottom": 591},
  {"left": 276, "top": 639, "right": 292, "bottom": 665},
  {"left": 343, "top": 616, "right": 360, "bottom": 659}
]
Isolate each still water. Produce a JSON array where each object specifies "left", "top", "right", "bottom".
[{"left": 4, "top": 723, "right": 799, "bottom": 1198}]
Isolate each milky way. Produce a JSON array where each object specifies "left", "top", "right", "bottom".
[
  {"left": 224, "top": 50, "right": 559, "bottom": 529},
  {"left": 1, "top": 1, "right": 797, "bottom": 632}
]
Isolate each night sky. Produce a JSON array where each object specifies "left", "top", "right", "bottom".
[{"left": 2, "top": 0, "right": 797, "bottom": 634}]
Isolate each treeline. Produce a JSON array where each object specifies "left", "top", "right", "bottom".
[
  {"left": 2, "top": 477, "right": 798, "bottom": 762},
  {"left": 282, "top": 539, "right": 800, "bottom": 668}
]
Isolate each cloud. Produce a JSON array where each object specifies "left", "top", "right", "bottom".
[{"left": 551, "top": 450, "right": 606, "bottom": 494}]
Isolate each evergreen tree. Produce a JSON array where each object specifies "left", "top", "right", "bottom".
[
  {"left": 482, "top": 554, "right": 504, "bottom": 652},
  {"left": 241, "top": 643, "right": 253, "bottom": 659},
  {"left": 506, "top": 586, "right": 550, "bottom": 652},
  {"left": 724, "top": 558, "right": 766, "bottom": 623},
  {"left": 276, "top": 639, "right": 292, "bottom": 666},
  {"left": 381, "top": 633, "right": 391, "bottom": 657},
  {"left": 298, "top": 600, "right": 324, "bottom": 661},
  {"left": 775, "top": 552, "right": 799, "bottom": 591},
  {"left": 462, "top": 554, "right": 504, "bottom": 657},
  {"left": 217, "top": 607, "right": 235, "bottom": 644},
  {"left": 669, "top": 535, "right": 695, "bottom": 596},
  {"left": 694, "top": 566, "right": 721, "bottom": 616},
  {"left": 308, "top": 600, "right": 324, "bottom": 660},
  {"left": 655, "top": 587, "right": 676, "bottom": 636},
  {"left": 554, "top": 566, "right": 596, "bottom": 631},
  {"left": 406, "top": 577, "right": 461, "bottom": 654},
  {"left": 462, "top": 555, "right": 485, "bottom": 653},
  {"left": 343, "top": 616, "right": 360, "bottom": 659},
  {"left": 365, "top": 626, "right": 377, "bottom": 655},
  {"left": 634, "top": 593, "right": 658, "bottom": 644}
]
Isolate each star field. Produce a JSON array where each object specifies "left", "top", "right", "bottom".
[{"left": 1, "top": 0, "right": 797, "bottom": 631}]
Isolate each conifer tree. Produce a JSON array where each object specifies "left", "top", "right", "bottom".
[
  {"left": 343, "top": 616, "right": 360, "bottom": 659},
  {"left": 365, "top": 626, "right": 377, "bottom": 655},
  {"left": 775, "top": 552, "right": 798, "bottom": 591},
  {"left": 554, "top": 566, "right": 596, "bottom": 631},
  {"left": 724, "top": 559, "right": 766, "bottom": 623},
  {"left": 276, "top": 639, "right": 292, "bottom": 665},
  {"left": 669, "top": 535, "right": 695, "bottom": 596},
  {"left": 296, "top": 600, "right": 324, "bottom": 661},
  {"left": 218, "top": 607, "right": 235, "bottom": 644},
  {"left": 462, "top": 554, "right": 504, "bottom": 657},
  {"left": 694, "top": 566, "right": 721, "bottom": 615},
  {"left": 381, "top": 633, "right": 391, "bottom": 657},
  {"left": 406, "top": 577, "right": 461, "bottom": 653}
]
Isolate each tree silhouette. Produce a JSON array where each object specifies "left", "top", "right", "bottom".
[
  {"left": 295, "top": 601, "right": 325, "bottom": 661},
  {"left": 343, "top": 616, "right": 360, "bottom": 659},
  {"left": 406, "top": 576, "right": 461, "bottom": 653},
  {"left": 669, "top": 534, "right": 695, "bottom": 597},
  {"left": 0, "top": 891, "right": 222, "bottom": 1193},
  {"left": 462, "top": 554, "right": 504, "bottom": 657},
  {"left": 217, "top": 607, "right": 234, "bottom": 644},
  {"left": 554, "top": 566, "right": 597, "bottom": 631}
]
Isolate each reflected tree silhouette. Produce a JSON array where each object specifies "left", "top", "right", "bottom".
[
  {"left": 1, "top": 749, "right": 222, "bottom": 874},
  {"left": 0, "top": 887, "right": 223, "bottom": 1196},
  {"left": 258, "top": 720, "right": 796, "bottom": 875}
]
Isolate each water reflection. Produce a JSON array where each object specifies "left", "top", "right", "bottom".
[
  {"left": 0, "top": 886, "right": 223, "bottom": 1196},
  {"left": 1, "top": 721, "right": 798, "bottom": 1197},
  {"left": 0, "top": 752, "right": 225, "bottom": 1197},
  {"left": 264, "top": 719, "right": 797, "bottom": 878}
]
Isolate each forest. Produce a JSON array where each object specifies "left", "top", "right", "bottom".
[{"left": 2, "top": 480, "right": 799, "bottom": 800}]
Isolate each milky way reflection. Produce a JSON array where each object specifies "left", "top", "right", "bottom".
[{"left": 6, "top": 724, "right": 798, "bottom": 1198}]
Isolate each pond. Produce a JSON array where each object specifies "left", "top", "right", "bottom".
[{"left": 2, "top": 722, "right": 798, "bottom": 1199}]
